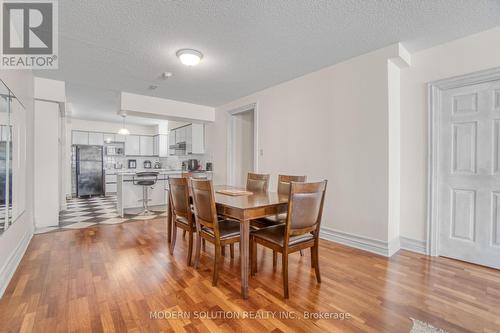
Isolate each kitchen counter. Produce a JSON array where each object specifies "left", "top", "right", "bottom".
[{"left": 116, "top": 170, "right": 182, "bottom": 216}]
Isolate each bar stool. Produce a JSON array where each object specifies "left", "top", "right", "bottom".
[{"left": 133, "top": 171, "right": 159, "bottom": 215}]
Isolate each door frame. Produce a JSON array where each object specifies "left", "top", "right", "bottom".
[
  {"left": 226, "top": 103, "right": 259, "bottom": 186},
  {"left": 427, "top": 66, "right": 500, "bottom": 256}
]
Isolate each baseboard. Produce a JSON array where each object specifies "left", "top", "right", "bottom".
[
  {"left": 400, "top": 236, "right": 427, "bottom": 255},
  {"left": 0, "top": 230, "right": 33, "bottom": 298},
  {"left": 320, "top": 227, "right": 396, "bottom": 257}
]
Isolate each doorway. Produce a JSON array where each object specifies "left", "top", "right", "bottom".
[
  {"left": 428, "top": 68, "right": 500, "bottom": 269},
  {"left": 228, "top": 106, "right": 256, "bottom": 187}
]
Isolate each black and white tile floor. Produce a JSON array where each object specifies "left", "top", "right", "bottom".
[{"left": 34, "top": 196, "right": 168, "bottom": 234}]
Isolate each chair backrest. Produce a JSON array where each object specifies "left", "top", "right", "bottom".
[
  {"left": 168, "top": 177, "right": 192, "bottom": 221},
  {"left": 277, "top": 174, "right": 307, "bottom": 195},
  {"left": 190, "top": 179, "right": 220, "bottom": 236},
  {"left": 182, "top": 171, "right": 208, "bottom": 179},
  {"left": 285, "top": 180, "right": 327, "bottom": 238},
  {"left": 246, "top": 172, "right": 270, "bottom": 192}
]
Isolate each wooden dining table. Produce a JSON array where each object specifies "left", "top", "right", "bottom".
[{"left": 167, "top": 185, "right": 289, "bottom": 299}]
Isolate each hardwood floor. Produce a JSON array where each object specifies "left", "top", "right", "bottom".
[{"left": 1, "top": 218, "right": 499, "bottom": 333}]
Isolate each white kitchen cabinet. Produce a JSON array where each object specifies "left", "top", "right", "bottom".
[
  {"left": 88, "top": 132, "right": 104, "bottom": 145},
  {"left": 103, "top": 133, "right": 115, "bottom": 143},
  {"left": 140, "top": 135, "right": 154, "bottom": 156},
  {"left": 72, "top": 131, "right": 89, "bottom": 145},
  {"left": 115, "top": 134, "right": 126, "bottom": 142},
  {"left": 153, "top": 135, "right": 159, "bottom": 156},
  {"left": 125, "top": 135, "right": 140, "bottom": 155},
  {"left": 158, "top": 134, "right": 169, "bottom": 157},
  {"left": 186, "top": 124, "right": 204, "bottom": 154},
  {"left": 168, "top": 131, "right": 176, "bottom": 155}
]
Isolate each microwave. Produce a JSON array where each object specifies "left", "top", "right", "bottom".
[{"left": 105, "top": 145, "right": 124, "bottom": 156}]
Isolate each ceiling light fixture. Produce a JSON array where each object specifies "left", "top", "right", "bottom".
[
  {"left": 176, "top": 49, "right": 203, "bottom": 66},
  {"left": 118, "top": 111, "right": 130, "bottom": 136}
]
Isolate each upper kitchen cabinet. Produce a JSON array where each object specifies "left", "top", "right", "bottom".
[
  {"left": 140, "top": 136, "right": 154, "bottom": 156},
  {"left": 88, "top": 132, "right": 104, "bottom": 145},
  {"left": 72, "top": 131, "right": 89, "bottom": 145},
  {"left": 103, "top": 133, "right": 115, "bottom": 143},
  {"left": 175, "top": 126, "right": 186, "bottom": 143},
  {"left": 125, "top": 135, "right": 140, "bottom": 155},
  {"left": 186, "top": 124, "right": 204, "bottom": 154},
  {"left": 114, "top": 134, "right": 126, "bottom": 142},
  {"left": 158, "top": 134, "right": 169, "bottom": 157},
  {"left": 153, "top": 135, "right": 159, "bottom": 156}
]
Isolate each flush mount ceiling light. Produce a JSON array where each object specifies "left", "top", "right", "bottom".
[
  {"left": 176, "top": 49, "right": 203, "bottom": 66},
  {"left": 117, "top": 111, "right": 130, "bottom": 136}
]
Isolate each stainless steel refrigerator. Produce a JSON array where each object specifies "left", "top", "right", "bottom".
[{"left": 75, "top": 145, "right": 104, "bottom": 197}]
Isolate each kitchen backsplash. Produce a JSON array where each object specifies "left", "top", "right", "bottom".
[{"left": 104, "top": 154, "right": 212, "bottom": 171}]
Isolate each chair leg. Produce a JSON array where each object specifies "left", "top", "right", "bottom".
[
  {"left": 202, "top": 239, "right": 206, "bottom": 252},
  {"left": 310, "top": 247, "right": 315, "bottom": 268},
  {"left": 282, "top": 252, "right": 289, "bottom": 299},
  {"left": 169, "top": 224, "right": 177, "bottom": 255},
  {"left": 313, "top": 245, "right": 321, "bottom": 283},
  {"left": 300, "top": 250, "right": 304, "bottom": 256},
  {"left": 194, "top": 233, "right": 201, "bottom": 269},
  {"left": 230, "top": 244, "right": 235, "bottom": 259},
  {"left": 187, "top": 231, "right": 193, "bottom": 266},
  {"left": 221, "top": 245, "right": 226, "bottom": 257},
  {"left": 212, "top": 244, "right": 221, "bottom": 286},
  {"left": 272, "top": 251, "right": 277, "bottom": 268},
  {"left": 183, "top": 230, "right": 187, "bottom": 238}
]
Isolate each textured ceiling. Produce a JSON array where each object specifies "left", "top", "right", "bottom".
[{"left": 35, "top": 0, "right": 500, "bottom": 123}]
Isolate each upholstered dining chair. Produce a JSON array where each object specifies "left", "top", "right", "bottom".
[
  {"left": 190, "top": 179, "right": 241, "bottom": 286},
  {"left": 246, "top": 172, "right": 270, "bottom": 192},
  {"left": 255, "top": 175, "right": 307, "bottom": 263},
  {"left": 250, "top": 180, "right": 328, "bottom": 298},
  {"left": 168, "top": 177, "right": 196, "bottom": 266}
]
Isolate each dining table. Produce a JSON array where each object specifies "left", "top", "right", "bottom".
[{"left": 167, "top": 184, "right": 289, "bottom": 299}]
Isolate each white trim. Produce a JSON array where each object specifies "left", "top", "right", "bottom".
[
  {"left": 320, "top": 227, "right": 395, "bottom": 257},
  {"left": 400, "top": 237, "right": 427, "bottom": 255},
  {"left": 0, "top": 229, "right": 32, "bottom": 298},
  {"left": 226, "top": 103, "right": 259, "bottom": 186},
  {"left": 426, "top": 66, "right": 500, "bottom": 257}
]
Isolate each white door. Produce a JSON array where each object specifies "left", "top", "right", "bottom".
[{"left": 438, "top": 80, "right": 500, "bottom": 269}]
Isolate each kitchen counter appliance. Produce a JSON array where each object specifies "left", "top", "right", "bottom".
[
  {"left": 75, "top": 145, "right": 104, "bottom": 197},
  {"left": 187, "top": 159, "right": 199, "bottom": 171},
  {"left": 144, "top": 160, "right": 152, "bottom": 169}
]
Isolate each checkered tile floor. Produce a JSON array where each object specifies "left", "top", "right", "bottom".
[{"left": 34, "top": 196, "right": 167, "bottom": 234}]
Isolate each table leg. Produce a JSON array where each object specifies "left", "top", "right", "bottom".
[
  {"left": 167, "top": 193, "right": 172, "bottom": 244},
  {"left": 240, "top": 219, "right": 250, "bottom": 299}
]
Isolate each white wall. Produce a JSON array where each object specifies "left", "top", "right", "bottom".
[
  {"left": 34, "top": 101, "right": 60, "bottom": 228},
  {"left": 0, "top": 70, "right": 35, "bottom": 297},
  {"left": 400, "top": 26, "right": 500, "bottom": 242},
  {"left": 207, "top": 45, "right": 407, "bottom": 246}
]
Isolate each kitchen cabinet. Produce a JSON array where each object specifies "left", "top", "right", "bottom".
[
  {"left": 140, "top": 136, "right": 154, "bottom": 156},
  {"left": 168, "top": 131, "right": 176, "bottom": 155},
  {"left": 115, "top": 134, "right": 126, "bottom": 142},
  {"left": 88, "top": 132, "right": 104, "bottom": 145},
  {"left": 187, "top": 123, "right": 204, "bottom": 154},
  {"left": 153, "top": 135, "right": 159, "bottom": 156},
  {"left": 125, "top": 135, "right": 140, "bottom": 155},
  {"left": 72, "top": 131, "right": 89, "bottom": 145},
  {"left": 103, "top": 133, "right": 115, "bottom": 143},
  {"left": 158, "top": 134, "right": 169, "bottom": 157}
]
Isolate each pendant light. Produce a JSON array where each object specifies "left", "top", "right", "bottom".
[{"left": 118, "top": 111, "right": 130, "bottom": 135}]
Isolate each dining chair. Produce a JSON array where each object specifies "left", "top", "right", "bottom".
[
  {"left": 168, "top": 177, "right": 196, "bottom": 265},
  {"left": 246, "top": 172, "right": 270, "bottom": 192},
  {"left": 190, "top": 179, "right": 241, "bottom": 286},
  {"left": 255, "top": 175, "right": 307, "bottom": 263},
  {"left": 250, "top": 180, "right": 327, "bottom": 298}
]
